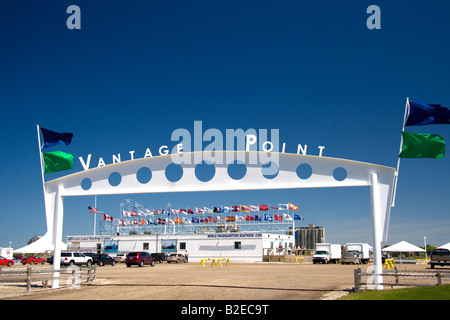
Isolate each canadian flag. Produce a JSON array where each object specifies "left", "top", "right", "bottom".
[{"left": 103, "top": 213, "right": 113, "bottom": 221}]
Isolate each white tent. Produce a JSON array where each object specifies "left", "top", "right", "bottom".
[
  {"left": 15, "top": 234, "right": 67, "bottom": 254},
  {"left": 437, "top": 242, "right": 450, "bottom": 250},
  {"left": 382, "top": 240, "right": 425, "bottom": 253}
]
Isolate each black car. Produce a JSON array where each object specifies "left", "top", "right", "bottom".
[
  {"left": 95, "top": 254, "right": 116, "bottom": 266},
  {"left": 151, "top": 252, "right": 168, "bottom": 263}
]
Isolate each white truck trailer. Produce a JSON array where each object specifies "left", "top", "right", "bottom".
[
  {"left": 313, "top": 243, "right": 341, "bottom": 264},
  {"left": 345, "top": 243, "right": 371, "bottom": 264}
]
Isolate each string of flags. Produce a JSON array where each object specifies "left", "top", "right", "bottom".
[{"left": 89, "top": 203, "right": 303, "bottom": 225}]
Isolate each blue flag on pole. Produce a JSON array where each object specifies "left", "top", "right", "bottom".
[
  {"left": 406, "top": 101, "right": 450, "bottom": 126},
  {"left": 40, "top": 127, "right": 73, "bottom": 148}
]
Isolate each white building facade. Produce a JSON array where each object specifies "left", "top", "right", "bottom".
[{"left": 66, "top": 232, "right": 294, "bottom": 262}]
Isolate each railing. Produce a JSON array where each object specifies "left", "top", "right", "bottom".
[
  {"left": 354, "top": 267, "right": 450, "bottom": 292},
  {"left": 0, "top": 266, "right": 96, "bottom": 293}
]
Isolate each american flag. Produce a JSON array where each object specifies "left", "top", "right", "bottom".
[{"left": 88, "top": 206, "right": 98, "bottom": 213}]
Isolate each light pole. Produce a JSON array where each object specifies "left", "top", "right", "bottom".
[{"left": 424, "top": 237, "right": 427, "bottom": 259}]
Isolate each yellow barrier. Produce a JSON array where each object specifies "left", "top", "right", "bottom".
[
  {"left": 415, "top": 258, "right": 430, "bottom": 265},
  {"left": 200, "top": 258, "right": 231, "bottom": 267},
  {"left": 295, "top": 257, "right": 305, "bottom": 264},
  {"left": 383, "top": 258, "right": 396, "bottom": 269},
  {"left": 199, "top": 258, "right": 210, "bottom": 268},
  {"left": 210, "top": 258, "right": 220, "bottom": 267}
]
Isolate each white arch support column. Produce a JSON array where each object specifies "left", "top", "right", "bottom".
[
  {"left": 37, "top": 151, "right": 395, "bottom": 289},
  {"left": 370, "top": 172, "right": 385, "bottom": 290},
  {"left": 51, "top": 185, "right": 64, "bottom": 289}
]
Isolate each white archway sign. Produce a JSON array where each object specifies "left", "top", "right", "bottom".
[{"left": 36, "top": 151, "right": 395, "bottom": 289}]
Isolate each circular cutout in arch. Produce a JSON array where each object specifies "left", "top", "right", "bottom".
[
  {"left": 136, "top": 167, "right": 152, "bottom": 184},
  {"left": 261, "top": 161, "right": 279, "bottom": 179},
  {"left": 333, "top": 167, "right": 347, "bottom": 181},
  {"left": 108, "top": 172, "right": 122, "bottom": 187},
  {"left": 296, "top": 163, "right": 312, "bottom": 180},
  {"left": 195, "top": 161, "right": 215, "bottom": 182},
  {"left": 227, "top": 160, "right": 247, "bottom": 180},
  {"left": 81, "top": 178, "right": 92, "bottom": 191},
  {"left": 165, "top": 163, "right": 183, "bottom": 182}
]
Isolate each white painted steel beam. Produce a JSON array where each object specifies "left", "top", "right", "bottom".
[{"left": 38, "top": 151, "right": 395, "bottom": 289}]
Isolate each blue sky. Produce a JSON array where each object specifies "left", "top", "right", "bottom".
[{"left": 1, "top": 1, "right": 449, "bottom": 249}]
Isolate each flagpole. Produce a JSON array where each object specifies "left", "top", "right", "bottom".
[
  {"left": 391, "top": 97, "right": 410, "bottom": 207},
  {"left": 93, "top": 195, "right": 97, "bottom": 236},
  {"left": 36, "top": 125, "right": 46, "bottom": 192},
  {"left": 291, "top": 208, "right": 295, "bottom": 244}
]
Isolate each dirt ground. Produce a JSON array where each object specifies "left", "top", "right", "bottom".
[{"left": 0, "top": 261, "right": 434, "bottom": 301}]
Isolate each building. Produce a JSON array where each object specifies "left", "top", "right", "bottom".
[
  {"left": 295, "top": 224, "right": 325, "bottom": 250},
  {"left": 66, "top": 232, "right": 295, "bottom": 263}
]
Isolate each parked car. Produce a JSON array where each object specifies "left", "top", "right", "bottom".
[
  {"left": 341, "top": 252, "right": 361, "bottom": 265},
  {"left": 21, "top": 256, "right": 46, "bottom": 265},
  {"left": 430, "top": 248, "right": 450, "bottom": 269},
  {"left": 0, "top": 256, "right": 14, "bottom": 267},
  {"left": 114, "top": 253, "right": 127, "bottom": 263},
  {"left": 151, "top": 252, "right": 167, "bottom": 263},
  {"left": 126, "top": 252, "right": 155, "bottom": 267},
  {"left": 60, "top": 252, "right": 93, "bottom": 266},
  {"left": 166, "top": 253, "right": 185, "bottom": 263},
  {"left": 95, "top": 254, "right": 116, "bottom": 266}
]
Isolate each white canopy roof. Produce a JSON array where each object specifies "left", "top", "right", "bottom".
[
  {"left": 437, "top": 242, "right": 450, "bottom": 250},
  {"left": 382, "top": 240, "right": 425, "bottom": 253},
  {"left": 15, "top": 234, "right": 66, "bottom": 254}
]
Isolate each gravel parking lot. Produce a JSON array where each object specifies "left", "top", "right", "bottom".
[
  {"left": 1, "top": 261, "right": 433, "bottom": 300},
  {"left": 1, "top": 261, "right": 363, "bottom": 300}
]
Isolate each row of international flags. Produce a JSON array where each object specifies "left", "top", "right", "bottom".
[
  {"left": 88, "top": 204, "right": 303, "bottom": 225},
  {"left": 117, "top": 212, "right": 303, "bottom": 226},
  {"left": 122, "top": 203, "right": 298, "bottom": 217}
]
